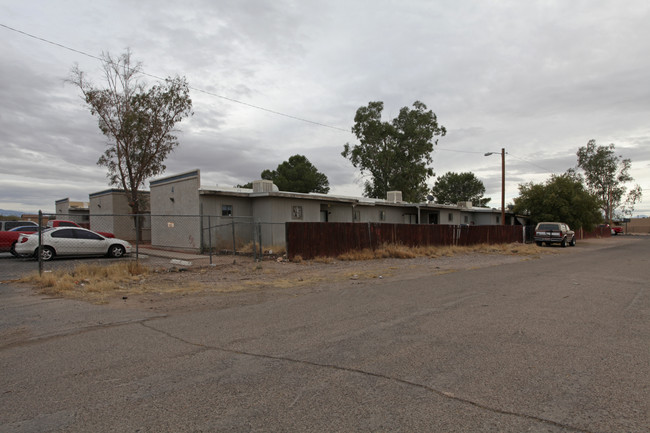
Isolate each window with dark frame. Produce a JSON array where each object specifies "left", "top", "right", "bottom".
[{"left": 222, "top": 205, "right": 233, "bottom": 216}]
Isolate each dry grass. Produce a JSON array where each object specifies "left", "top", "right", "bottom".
[
  {"left": 311, "top": 256, "right": 335, "bottom": 264},
  {"left": 17, "top": 242, "right": 552, "bottom": 304},
  {"left": 336, "top": 242, "right": 548, "bottom": 261},
  {"left": 20, "top": 262, "right": 151, "bottom": 302},
  {"left": 210, "top": 242, "right": 287, "bottom": 256},
  {"left": 264, "top": 244, "right": 287, "bottom": 255}
]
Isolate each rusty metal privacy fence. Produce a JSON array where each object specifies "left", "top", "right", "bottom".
[{"left": 285, "top": 222, "right": 529, "bottom": 260}]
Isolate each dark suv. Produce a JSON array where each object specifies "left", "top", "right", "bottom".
[{"left": 534, "top": 222, "right": 576, "bottom": 247}]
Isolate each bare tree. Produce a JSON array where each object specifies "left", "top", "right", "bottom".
[{"left": 69, "top": 49, "right": 193, "bottom": 216}]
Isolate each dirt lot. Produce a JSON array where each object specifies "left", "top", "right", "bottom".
[
  {"left": 22, "top": 238, "right": 626, "bottom": 314},
  {"left": 99, "top": 243, "right": 563, "bottom": 314}
]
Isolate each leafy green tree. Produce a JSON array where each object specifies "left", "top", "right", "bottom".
[
  {"left": 260, "top": 155, "right": 330, "bottom": 193},
  {"left": 431, "top": 172, "right": 490, "bottom": 206},
  {"left": 69, "top": 50, "right": 193, "bottom": 216},
  {"left": 512, "top": 173, "right": 601, "bottom": 230},
  {"left": 341, "top": 101, "right": 446, "bottom": 202},
  {"left": 576, "top": 139, "right": 642, "bottom": 223}
]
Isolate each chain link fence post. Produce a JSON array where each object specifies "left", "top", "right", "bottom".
[
  {"left": 252, "top": 218, "right": 257, "bottom": 262},
  {"left": 257, "top": 220, "right": 264, "bottom": 261},
  {"left": 231, "top": 218, "right": 237, "bottom": 260},
  {"left": 38, "top": 210, "right": 43, "bottom": 276},
  {"left": 208, "top": 215, "right": 213, "bottom": 265},
  {"left": 135, "top": 213, "right": 140, "bottom": 264}
]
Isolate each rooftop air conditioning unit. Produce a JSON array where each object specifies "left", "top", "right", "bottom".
[
  {"left": 387, "top": 191, "right": 402, "bottom": 203},
  {"left": 252, "top": 180, "right": 275, "bottom": 193},
  {"left": 457, "top": 201, "right": 472, "bottom": 208}
]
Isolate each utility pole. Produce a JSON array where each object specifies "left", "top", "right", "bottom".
[
  {"left": 484, "top": 148, "right": 506, "bottom": 225},
  {"left": 501, "top": 148, "right": 505, "bottom": 226}
]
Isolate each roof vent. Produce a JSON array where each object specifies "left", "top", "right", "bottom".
[
  {"left": 253, "top": 180, "right": 275, "bottom": 193},
  {"left": 387, "top": 191, "right": 402, "bottom": 203},
  {"left": 457, "top": 201, "right": 472, "bottom": 208}
]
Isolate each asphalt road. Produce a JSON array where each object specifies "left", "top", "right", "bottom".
[{"left": 1, "top": 238, "right": 648, "bottom": 432}]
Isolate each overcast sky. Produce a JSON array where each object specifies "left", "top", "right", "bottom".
[{"left": 2, "top": 0, "right": 649, "bottom": 216}]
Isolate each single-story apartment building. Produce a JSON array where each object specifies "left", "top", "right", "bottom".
[
  {"left": 149, "top": 169, "right": 517, "bottom": 253},
  {"left": 54, "top": 198, "right": 90, "bottom": 226},
  {"left": 88, "top": 189, "right": 151, "bottom": 242},
  {"left": 54, "top": 190, "right": 151, "bottom": 242}
]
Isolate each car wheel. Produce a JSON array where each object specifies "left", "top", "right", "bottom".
[
  {"left": 570, "top": 237, "right": 576, "bottom": 247},
  {"left": 545, "top": 242, "right": 551, "bottom": 246},
  {"left": 10, "top": 243, "right": 18, "bottom": 257},
  {"left": 108, "top": 245, "right": 125, "bottom": 258},
  {"left": 561, "top": 238, "right": 567, "bottom": 248},
  {"left": 39, "top": 246, "right": 55, "bottom": 261},
  {"left": 535, "top": 241, "right": 542, "bottom": 246}
]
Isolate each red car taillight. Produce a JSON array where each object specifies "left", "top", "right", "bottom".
[{"left": 20, "top": 236, "right": 29, "bottom": 243}]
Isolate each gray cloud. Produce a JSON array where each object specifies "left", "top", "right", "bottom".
[{"left": 1, "top": 0, "right": 649, "bottom": 215}]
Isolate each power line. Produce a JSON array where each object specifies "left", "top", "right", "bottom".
[
  {"left": 0, "top": 23, "right": 350, "bottom": 132},
  {"left": 436, "top": 147, "right": 555, "bottom": 173},
  {"left": 436, "top": 147, "right": 485, "bottom": 155},
  {"left": 507, "top": 153, "right": 555, "bottom": 173}
]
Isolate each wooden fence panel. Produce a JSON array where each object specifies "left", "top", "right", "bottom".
[
  {"left": 458, "top": 225, "right": 523, "bottom": 245},
  {"left": 287, "top": 223, "right": 526, "bottom": 259}
]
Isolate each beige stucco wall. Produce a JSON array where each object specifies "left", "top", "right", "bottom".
[
  {"left": 88, "top": 190, "right": 151, "bottom": 241},
  {"left": 200, "top": 195, "right": 254, "bottom": 251},
  {"left": 54, "top": 198, "right": 89, "bottom": 225},
  {"left": 150, "top": 170, "right": 201, "bottom": 251},
  {"left": 325, "top": 204, "right": 353, "bottom": 222},
  {"left": 625, "top": 217, "right": 650, "bottom": 234},
  {"left": 252, "top": 196, "right": 322, "bottom": 248}
]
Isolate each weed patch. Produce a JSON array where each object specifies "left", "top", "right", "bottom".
[
  {"left": 20, "top": 262, "right": 150, "bottom": 302},
  {"left": 335, "top": 243, "right": 546, "bottom": 261}
]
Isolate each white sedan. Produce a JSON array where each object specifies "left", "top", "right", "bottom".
[{"left": 15, "top": 227, "right": 132, "bottom": 261}]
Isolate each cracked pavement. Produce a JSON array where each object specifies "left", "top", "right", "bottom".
[{"left": 1, "top": 237, "right": 648, "bottom": 432}]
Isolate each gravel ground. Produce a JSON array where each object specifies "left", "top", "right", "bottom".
[{"left": 107, "top": 243, "right": 565, "bottom": 313}]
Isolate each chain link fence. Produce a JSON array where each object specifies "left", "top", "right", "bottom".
[
  {"left": 5, "top": 212, "right": 618, "bottom": 275},
  {"left": 6, "top": 212, "right": 290, "bottom": 275}
]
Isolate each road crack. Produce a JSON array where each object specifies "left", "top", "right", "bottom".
[
  {"left": 0, "top": 316, "right": 167, "bottom": 351},
  {"left": 140, "top": 321, "right": 594, "bottom": 433}
]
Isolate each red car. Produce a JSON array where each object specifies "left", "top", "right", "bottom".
[
  {"left": 0, "top": 226, "right": 42, "bottom": 256},
  {"left": 47, "top": 220, "right": 114, "bottom": 238},
  {"left": 599, "top": 224, "right": 623, "bottom": 235}
]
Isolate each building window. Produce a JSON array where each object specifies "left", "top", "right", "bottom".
[
  {"left": 353, "top": 210, "right": 361, "bottom": 221},
  {"left": 448, "top": 213, "right": 454, "bottom": 222},
  {"left": 379, "top": 211, "right": 386, "bottom": 221},
  {"left": 222, "top": 205, "right": 233, "bottom": 216},
  {"left": 292, "top": 206, "right": 303, "bottom": 220},
  {"left": 464, "top": 215, "right": 469, "bottom": 224},
  {"left": 496, "top": 215, "right": 500, "bottom": 224}
]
